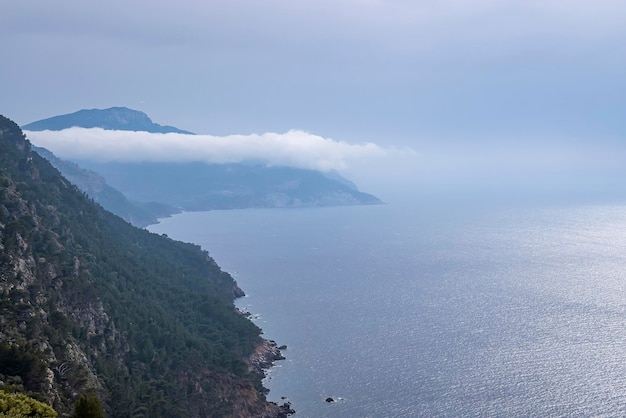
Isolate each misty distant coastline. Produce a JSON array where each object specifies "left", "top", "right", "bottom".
[{"left": 25, "top": 107, "right": 384, "bottom": 227}]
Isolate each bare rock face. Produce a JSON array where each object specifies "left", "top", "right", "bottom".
[
  {"left": 246, "top": 340, "right": 295, "bottom": 417},
  {"left": 247, "top": 339, "right": 286, "bottom": 380}
]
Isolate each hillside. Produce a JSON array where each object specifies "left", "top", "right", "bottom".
[{"left": 0, "top": 115, "right": 292, "bottom": 416}]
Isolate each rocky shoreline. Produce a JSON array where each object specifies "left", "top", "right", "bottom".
[{"left": 248, "top": 339, "right": 295, "bottom": 417}]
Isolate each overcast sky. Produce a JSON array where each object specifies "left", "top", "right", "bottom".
[{"left": 3, "top": 1, "right": 626, "bottom": 199}]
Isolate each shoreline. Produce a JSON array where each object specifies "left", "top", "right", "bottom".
[{"left": 248, "top": 338, "right": 295, "bottom": 417}]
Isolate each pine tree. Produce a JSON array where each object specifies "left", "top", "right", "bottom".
[{"left": 71, "top": 393, "right": 104, "bottom": 418}]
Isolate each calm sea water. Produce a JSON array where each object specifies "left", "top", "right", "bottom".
[{"left": 149, "top": 199, "right": 626, "bottom": 417}]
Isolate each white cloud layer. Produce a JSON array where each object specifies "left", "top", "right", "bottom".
[
  {"left": 25, "top": 128, "right": 626, "bottom": 203},
  {"left": 26, "top": 128, "right": 405, "bottom": 173}
]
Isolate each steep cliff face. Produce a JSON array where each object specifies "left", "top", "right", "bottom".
[
  {"left": 0, "top": 115, "right": 288, "bottom": 416},
  {"left": 0, "top": 116, "right": 111, "bottom": 412}
]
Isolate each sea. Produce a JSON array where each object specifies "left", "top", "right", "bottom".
[{"left": 148, "top": 196, "right": 626, "bottom": 417}]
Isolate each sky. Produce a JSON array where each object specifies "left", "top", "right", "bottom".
[{"left": 3, "top": 1, "right": 626, "bottom": 200}]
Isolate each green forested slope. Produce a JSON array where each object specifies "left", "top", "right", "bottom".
[{"left": 0, "top": 114, "right": 283, "bottom": 417}]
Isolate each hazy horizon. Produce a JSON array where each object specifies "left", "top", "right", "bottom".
[
  {"left": 5, "top": 1, "right": 626, "bottom": 204},
  {"left": 25, "top": 123, "right": 626, "bottom": 207},
  {"left": 5, "top": 2, "right": 625, "bottom": 138}
]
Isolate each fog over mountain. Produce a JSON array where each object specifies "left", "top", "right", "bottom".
[
  {"left": 24, "top": 108, "right": 386, "bottom": 213},
  {"left": 25, "top": 126, "right": 397, "bottom": 173},
  {"left": 25, "top": 124, "right": 626, "bottom": 206}
]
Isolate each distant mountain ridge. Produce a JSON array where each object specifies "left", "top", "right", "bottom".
[
  {"left": 32, "top": 145, "right": 179, "bottom": 227},
  {"left": 23, "top": 107, "right": 194, "bottom": 134},
  {"left": 77, "top": 160, "right": 383, "bottom": 211},
  {"left": 24, "top": 108, "right": 383, "bottom": 217}
]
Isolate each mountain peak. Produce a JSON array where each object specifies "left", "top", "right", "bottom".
[{"left": 22, "top": 107, "right": 194, "bottom": 134}]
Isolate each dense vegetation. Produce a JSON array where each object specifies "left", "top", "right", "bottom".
[
  {"left": 0, "top": 115, "right": 281, "bottom": 416},
  {"left": 0, "top": 391, "right": 57, "bottom": 417}
]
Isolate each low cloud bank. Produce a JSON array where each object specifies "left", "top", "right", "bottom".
[
  {"left": 27, "top": 127, "right": 626, "bottom": 203},
  {"left": 26, "top": 127, "right": 406, "bottom": 173}
]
